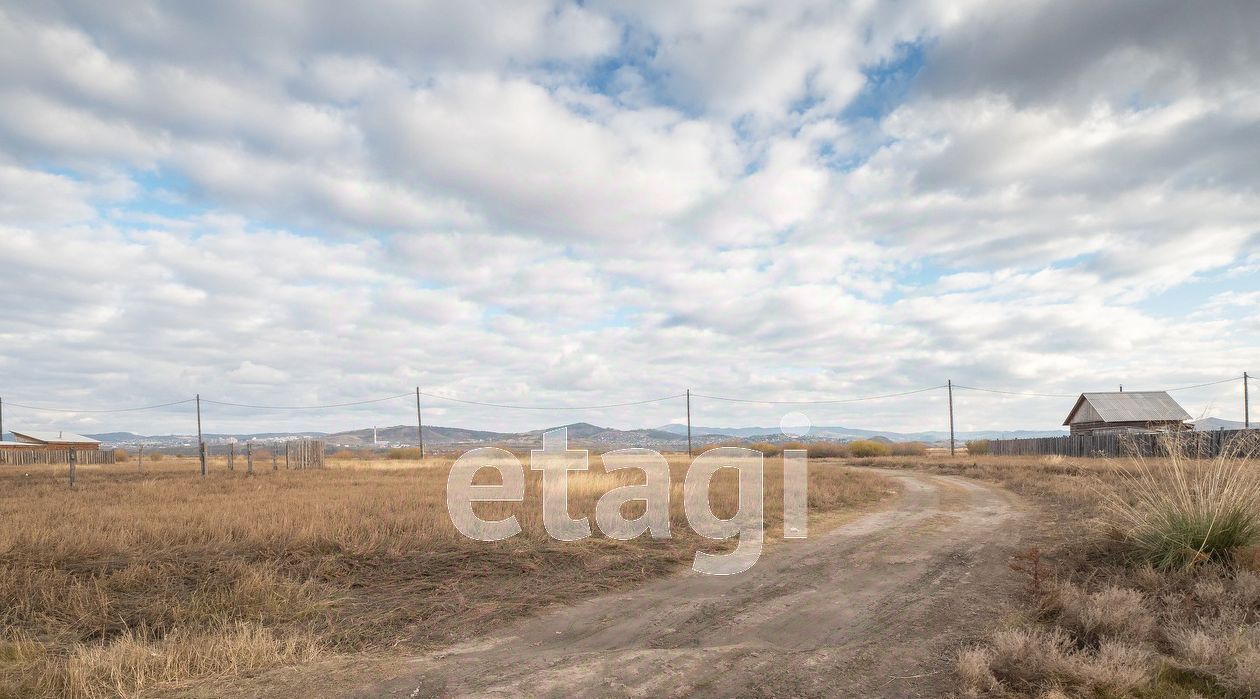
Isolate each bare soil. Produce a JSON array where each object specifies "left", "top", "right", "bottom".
[{"left": 329, "top": 468, "right": 1032, "bottom": 698}]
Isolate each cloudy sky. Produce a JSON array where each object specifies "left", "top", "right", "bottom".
[{"left": 1, "top": 0, "right": 1257, "bottom": 436}]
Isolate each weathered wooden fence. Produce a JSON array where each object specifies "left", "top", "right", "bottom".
[
  {"left": 285, "top": 439, "right": 325, "bottom": 470},
  {"left": 986, "top": 429, "right": 1258, "bottom": 458},
  {"left": 0, "top": 449, "right": 116, "bottom": 466}
]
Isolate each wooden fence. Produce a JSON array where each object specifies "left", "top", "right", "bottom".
[
  {"left": 285, "top": 439, "right": 325, "bottom": 470},
  {"left": 0, "top": 449, "right": 116, "bottom": 466},
  {"left": 986, "top": 429, "right": 1258, "bottom": 458}
]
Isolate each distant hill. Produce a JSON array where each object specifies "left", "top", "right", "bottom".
[
  {"left": 85, "top": 431, "right": 145, "bottom": 442},
  {"left": 326, "top": 424, "right": 505, "bottom": 446},
  {"left": 518, "top": 422, "right": 683, "bottom": 443},
  {"left": 1193, "top": 417, "right": 1250, "bottom": 431}
]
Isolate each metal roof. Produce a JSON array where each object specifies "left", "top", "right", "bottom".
[
  {"left": 1063, "top": 391, "right": 1192, "bottom": 426},
  {"left": 9, "top": 430, "right": 101, "bottom": 444}
]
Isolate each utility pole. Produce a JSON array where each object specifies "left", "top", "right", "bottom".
[
  {"left": 686, "top": 389, "right": 693, "bottom": 457},
  {"left": 415, "top": 387, "right": 425, "bottom": 461},
  {"left": 196, "top": 393, "right": 206, "bottom": 477},
  {"left": 948, "top": 379, "right": 955, "bottom": 457},
  {"left": 1245, "top": 372, "right": 1251, "bottom": 430}
]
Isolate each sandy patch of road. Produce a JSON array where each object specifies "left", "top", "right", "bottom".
[{"left": 338, "top": 468, "right": 1030, "bottom": 698}]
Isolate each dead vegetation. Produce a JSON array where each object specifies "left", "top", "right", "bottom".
[
  {"left": 861, "top": 438, "right": 1260, "bottom": 698},
  {"left": 0, "top": 453, "right": 891, "bottom": 698},
  {"left": 725, "top": 440, "right": 927, "bottom": 458}
]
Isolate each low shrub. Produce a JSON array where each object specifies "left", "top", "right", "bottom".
[
  {"left": 113, "top": 449, "right": 129, "bottom": 462},
  {"left": 386, "top": 447, "right": 421, "bottom": 460},
  {"left": 965, "top": 439, "right": 990, "bottom": 455},
  {"left": 848, "top": 440, "right": 891, "bottom": 458},
  {"left": 890, "top": 441, "right": 927, "bottom": 456},
  {"left": 803, "top": 442, "right": 850, "bottom": 458}
]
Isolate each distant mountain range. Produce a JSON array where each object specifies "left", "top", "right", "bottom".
[
  {"left": 83, "top": 423, "right": 691, "bottom": 451},
  {"left": 84, "top": 422, "right": 1061, "bottom": 450},
  {"left": 67, "top": 417, "right": 1255, "bottom": 451},
  {"left": 653, "top": 424, "right": 1067, "bottom": 442}
]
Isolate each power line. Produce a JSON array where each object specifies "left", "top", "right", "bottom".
[
  {"left": 201, "top": 393, "right": 413, "bottom": 410},
  {"left": 955, "top": 376, "right": 1241, "bottom": 398},
  {"left": 417, "top": 391, "right": 687, "bottom": 411},
  {"left": 691, "top": 385, "right": 946, "bottom": 405},
  {"left": 1164, "top": 377, "right": 1239, "bottom": 392},
  {"left": 952, "top": 385, "right": 1076, "bottom": 398},
  {"left": 2, "top": 398, "right": 197, "bottom": 413}
]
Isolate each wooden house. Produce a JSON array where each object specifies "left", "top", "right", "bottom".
[{"left": 1062, "top": 392, "right": 1191, "bottom": 436}]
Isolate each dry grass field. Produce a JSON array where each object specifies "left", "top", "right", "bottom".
[
  {"left": 863, "top": 445, "right": 1260, "bottom": 698},
  {"left": 0, "top": 452, "right": 892, "bottom": 698}
]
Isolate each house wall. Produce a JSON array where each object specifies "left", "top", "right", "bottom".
[
  {"left": 1069, "top": 420, "right": 1189, "bottom": 436},
  {"left": 1, "top": 441, "right": 99, "bottom": 452},
  {"left": 1068, "top": 401, "right": 1103, "bottom": 424},
  {"left": 44, "top": 442, "right": 100, "bottom": 451}
]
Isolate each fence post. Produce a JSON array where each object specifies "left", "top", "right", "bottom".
[
  {"left": 68, "top": 447, "right": 77, "bottom": 488},
  {"left": 228, "top": 443, "right": 235, "bottom": 471},
  {"left": 686, "top": 389, "right": 692, "bottom": 457},
  {"left": 246, "top": 442, "right": 254, "bottom": 475},
  {"left": 285, "top": 442, "right": 290, "bottom": 469},
  {"left": 272, "top": 447, "right": 277, "bottom": 471},
  {"left": 196, "top": 393, "right": 206, "bottom": 478},
  {"left": 416, "top": 386, "right": 425, "bottom": 462}
]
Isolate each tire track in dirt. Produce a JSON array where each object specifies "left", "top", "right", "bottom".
[{"left": 357, "top": 469, "right": 1030, "bottom": 698}]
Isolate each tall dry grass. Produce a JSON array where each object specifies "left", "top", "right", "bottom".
[
  {"left": 1099, "top": 433, "right": 1260, "bottom": 570},
  {"left": 0, "top": 453, "right": 889, "bottom": 698}
]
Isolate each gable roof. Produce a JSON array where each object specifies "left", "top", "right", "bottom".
[
  {"left": 1063, "top": 391, "right": 1192, "bottom": 426},
  {"left": 9, "top": 430, "right": 101, "bottom": 445}
]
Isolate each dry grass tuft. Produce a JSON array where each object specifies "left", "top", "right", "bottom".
[
  {"left": 966, "top": 627, "right": 1155, "bottom": 696},
  {"left": 1098, "top": 434, "right": 1260, "bottom": 570},
  {"left": 1046, "top": 583, "right": 1154, "bottom": 644},
  {"left": 956, "top": 646, "right": 1000, "bottom": 696}
]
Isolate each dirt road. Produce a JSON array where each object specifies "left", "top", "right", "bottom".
[{"left": 360, "top": 469, "right": 1028, "bottom": 698}]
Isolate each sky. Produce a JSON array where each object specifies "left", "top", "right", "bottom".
[{"left": 1, "top": 0, "right": 1257, "bottom": 437}]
